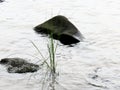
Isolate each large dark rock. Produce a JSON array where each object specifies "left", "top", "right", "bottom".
[
  {"left": 0, "top": 58, "right": 39, "bottom": 73},
  {"left": 34, "top": 15, "right": 84, "bottom": 45}
]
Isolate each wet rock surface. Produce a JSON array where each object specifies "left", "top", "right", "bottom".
[
  {"left": 34, "top": 15, "right": 84, "bottom": 45},
  {"left": 0, "top": 58, "right": 39, "bottom": 73}
]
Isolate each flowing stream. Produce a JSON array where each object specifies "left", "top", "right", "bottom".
[{"left": 0, "top": 0, "right": 120, "bottom": 90}]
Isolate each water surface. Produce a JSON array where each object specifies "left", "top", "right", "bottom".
[{"left": 0, "top": 0, "right": 120, "bottom": 90}]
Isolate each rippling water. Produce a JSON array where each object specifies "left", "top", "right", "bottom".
[{"left": 0, "top": 0, "right": 120, "bottom": 90}]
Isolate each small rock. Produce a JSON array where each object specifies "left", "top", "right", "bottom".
[
  {"left": 0, "top": 0, "right": 4, "bottom": 3},
  {"left": 0, "top": 58, "right": 39, "bottom": 73}
]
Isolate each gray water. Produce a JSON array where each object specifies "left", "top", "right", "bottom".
[{"left": 0, "top": 0, "right": 120, "bottom": 90}]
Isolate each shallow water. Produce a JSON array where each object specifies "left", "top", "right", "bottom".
[{"left": 0, "top": 0, "right": 120, "bottom": 90}]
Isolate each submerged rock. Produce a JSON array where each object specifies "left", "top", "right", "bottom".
[
  {"left": 34, "top": 15, "right": 84, "bottom": 45},
  {"left": 0, "top": 0, "right": 4, "bottom": 3},
  {"left": 0, "top": 58, "right": 39, "bottom": 73}
]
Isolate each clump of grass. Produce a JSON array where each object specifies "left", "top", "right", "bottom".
[
  {"left": 30, "top": 34, "right": 58, "bottom": 90},
  {"left": 48, "top": 34, "right": 57, "bottom": 74},
  {"left": 47, "top": 34, "right": 58, "bottom": 90}
]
